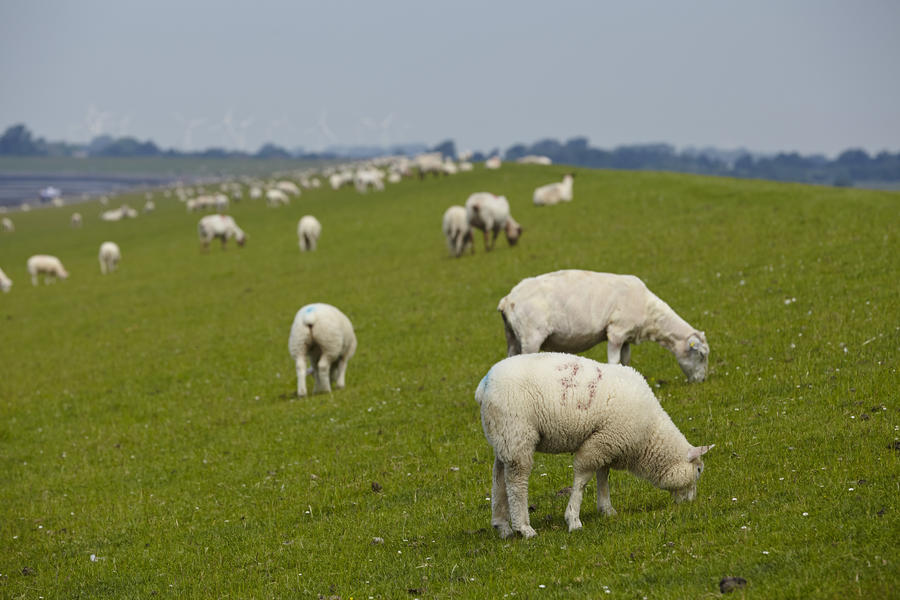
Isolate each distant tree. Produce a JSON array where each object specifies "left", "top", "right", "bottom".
[
  {"left": 0, "top": 123, "right": 44, "bottom": 155},
  {"left": 255, "top": 143, "right": 291, "bottom": 159},
  {"left": 430, "top": 139, "right": 457, "bottom": 159},
  {"left": 503, "top": 144, "right": 529, "bottom": 160},
  {"left": 92, "top": 136, "right": 160, "bottom": 157}
]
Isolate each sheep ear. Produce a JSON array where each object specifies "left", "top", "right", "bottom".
[{"left": 687, "top": 444, "right": 714, "bottom": 461}]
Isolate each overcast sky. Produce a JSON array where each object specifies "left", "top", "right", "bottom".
[{"left": 1, "top": 1, "right": 898, "bottom": 156}]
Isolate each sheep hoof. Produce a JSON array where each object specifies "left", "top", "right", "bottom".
[
  {"left": 494, "top": 523, "right": 514, "bottom": 539},
  {"left": 567, "top": 519, "right": 583, "bottom": 532},
  {"left": 600, "top": 507, "right": 617, "bottom": 517},
  {"left": 518, "top": 526, "right": 537, "bottom": 539}
]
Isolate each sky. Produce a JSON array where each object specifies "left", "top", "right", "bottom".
[{"left": 1, "top": 1, "right": 898, "bottom": 157}]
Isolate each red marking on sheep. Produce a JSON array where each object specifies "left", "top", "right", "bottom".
[
  {"left": 581, "top": 366, "right": 603, "bottom": 410},
  {"left": 557, "top": 362, "right": 580, "bottom": 406}
]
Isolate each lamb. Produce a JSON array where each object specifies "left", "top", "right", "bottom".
[
  {"left": 27, "top": 255, "right": 69, "bottom": 285},
  {"left": 465, "top": 192, "right": 522, "bottom": 251},
  {"left": 71, "top": 212, "right": 83, "bottom": 227},
  {"left": 197, "top": 214, "right": 246, "bottom": 249},
  {"left": 533, "top": 173, "right": 574, "bottom": 206},
  {"left": 476, "top": 352, "right": 713, "bottom": 538},
  {"left": 297, "top": 215, "right": 322, "bottom": 252},
  {"left": 498, "top": 270, "right": 709, "bottom": 382},
  {"left": 441, "top": 206, "right": 473, "bottom": 258},
  {"left": 0, "top": 266, "right": 12, "bottom": 293},
  {"left": 1, "top": 217, "right": 13, "bottom": 232},
  {"left": 98, "top": 241, "right": 121, "bottom": 274},
  {"left": 288, "top": 303, "right": 357, "bottom": 397}
]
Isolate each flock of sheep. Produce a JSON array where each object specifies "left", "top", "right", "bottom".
[{"left": 0, "top": 153, "right": 713, "bottom": 540}]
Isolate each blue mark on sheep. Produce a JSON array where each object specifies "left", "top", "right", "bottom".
[
  {"left": 477, "top": 367, "right": 492, "bottom": 395},
  {"left": 302, "top": 304, "right": 318, "bottom": 316}
]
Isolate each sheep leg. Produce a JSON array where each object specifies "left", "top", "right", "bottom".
[
  {"left": 333, "top": 355, "right": 349, "bottom": 389},
  {"left": 295, "top": 354, "right": 308, "bottom": 397},
  {"left": 504, "top": 457, "right": 537, "bottom": 538},
  {"left": 491, "top": 456, "right": 513, "bottom": 538},
  {"left": 607, "top": 340, "right": 623, "bottom": 364},
  {"left": 31, "top": 273, "right": 38, "bottom": 286},
  {"left": 100, "top": 259, "right": 107, "bottom": 275},
  {"left": 503, "top": 321, "right": 522, "bottom": 357},
  {"left": 565, "top": 454, "right": 598, "bottom": 532},
  {"left": 620, "top": 342, "right": 631, "bottom": 366},
  {"left": 314, "top": 356, "right": 333, "bottom": 394},
  {"left": 595, "top": 466, "right": 617, "bottom": 516},
  {"left": 482, "top": 229, "right": 492, "bottom": 251}
]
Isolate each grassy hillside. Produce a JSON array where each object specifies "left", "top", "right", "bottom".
[{"left": 0, "top": 165, "right": 897, "bottom": 598}]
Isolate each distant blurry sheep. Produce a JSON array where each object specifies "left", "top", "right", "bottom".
[
  {"left": 442, "top": 206, "right": 473, "bottom": 258},
  {"left": 2, "top": 217, "right": 13, "bottom": 232},
  {"left": 0, "top": 266, "right": 12, "bottom": 293},
  {"left": 533, "top": 174, "right": 574, "bottom": 206},
  {"left": 197, "top": 214, "right": 246, "bottom": 249},
  {"left": 485, "top": 156, "right": 502, "bottom": 169},
  {"left": 71, "top": 212, "right": 83, "bottom": 227},
  {"left": 297, "top": 215, "right": 322, "bottom": 252},
  {"left": 27, "top": 255, "right": 69, "bottom": 285},
  {"left": 465, "top": 193, "right": 522, "bottom": 251},
  {"left": 98, "top": 241, "right": 121, "bottom": 274}
]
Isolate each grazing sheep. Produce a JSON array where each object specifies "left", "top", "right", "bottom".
[
  {"left": 465, "top": 193, "right": 522, "bottom": 251},
  {"left": 458, "top": 161, "right": 474, "bottom": 172},
  {"left": 249, "top": 186, "right": 263, "bottom": 199},
  {"left": 354, "top": 168, "right": 385, "bottom": 193},
  {"left": 143, "top": 200, "right": 156, "bottom": 213},
  {"left": 275, "top": 180, "right": 301, "bottom": 196},
  {"left": 441, "top": 206, "right": 473, "bottom": 258},
  {"left": 71, "top": 212, "right": 83, "bottom": 227},
  {"left": 329, "top": 171, "right": 354, "bottom": 190},
  {"left": 297, "top": 215, "right": 322, "bottom": 252},
  {"left": 485, "top": 156, "right": 502, "bottom": 169},
  {"left": 98, "top": 241, "right": 121, "bottom": 274},
  {"left": 288, "top": 303, "right": 357, "bottom": 397},
  {"left": 197, "top": 214, "right": 246, "bottom": 249},
  {"left": 27, "top": 255, "right": 69, "bottom": 286},
  {"left": 266, "top": 188, "right": 290, "bottom": 207},
  {"left": 477, "top": 352, "right": 713, "bottom": 538},
  {"left": 415, "top": 152, "right": 445, "bottom": 178},
  {"left": 517, "top": 155, "right": 553, "bottom": 165},
  {"left": 533, "top": 173, "right": 574, "bottom": 206},
  {"left": 0, "top": 266, "right": 12, "bottom": 293},
  {"left": 498, "top": 270, "right": 709, "bottom": 382},
  {"left": 1, "top": 217, "right": 13, "bottom": 232}
]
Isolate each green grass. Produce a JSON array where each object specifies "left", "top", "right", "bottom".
[{"left": 0, "top": 164, "right": 897, "bottom": 599}]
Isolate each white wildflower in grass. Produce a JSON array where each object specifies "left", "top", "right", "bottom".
[
  {"left": 538, "top": 584, "right": 546, "bottom": 589},
  {"left": 802, "top": 512, "right": 809, "bottom": 516},
  {"left": 762, "top": 551, "right": 770, "bottom": 555}
]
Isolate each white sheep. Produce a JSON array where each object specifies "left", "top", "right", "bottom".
[
  {"left": 354, "top": 168, "right": 385, "bottom": 193},
  {"left": 485, "top": 156, "right": 502, "bottom": 169},
  {"left": 266, "top": 188, "right": 290, "bottom": 207},
  {"left": 275, "top": 180, "right": 301, "bottom": 196},
  {"left": 71, "top": 212, "right": 83, "bottom": 227},
  {"left": 414, "top": 152, "right": 445, "bottom": 178},
  {"left": 441, "top": 206, "right": 473, "bottom": 258},
  {"left": 458, "top": 161, "right": 474, "bottom": 172},
  {"left": 498, "top": 270, "right": 709, "bottom": 382},
  {"left": 197, "top": 214, "right": 246, "bottom": 249},
  {"left": 297, "top": 215, "right": 322, "bottom": 252},
  {"left": 288, "top": 303, "right": 357, "bottom": 397},
  {"left": 0, "top": 266, "right": 12, "bottom": 293},
  {"left": 465, "top": 193, "right": 522, "bottom": 251},
  {"left": 98, "top": 241, "right": 121, "bottom": 274},
  {"left": 477, "top": 352, "right": 713, "bottom": 538},
  {"left": 533, "top": 173, "right": 574, "bottom": 206},
  {"left": 143, "top": 200, "right": 156, "bottom": 213},
  {"left": 27, "top": 255, "right": 69, "bottom": 285},
  {"left": 1, "top": 217, "right": 13, "bottom": 232},
  {"left": 517, "top": 155, "right": 553, "bottom": 165}
]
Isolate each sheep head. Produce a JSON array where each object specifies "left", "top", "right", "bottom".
[
  {"left": 669, "top": 444, "right": 714, "bottom": 503},
  {"left": 676, "top": 331, "right": 709, "bottom": 382}
]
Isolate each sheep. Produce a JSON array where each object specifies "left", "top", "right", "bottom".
[
  {"left": 71, "top": 212, "right": 83, "bottom": 227},
  {"left": 498, "top": 270, "right": 709, "bottom": 382},
  {"left": 465, "top": 192, "right": 522, "bottom": 251},
  {"left": 197, "top": 214, "right": 246, "bottom": 250},
  {"left": 276, "top": 180, "right": 301, "bottom": 196},
  {"left": 1, "top": 217, "right": 13, "bottom": 232},
  {"left": 476, "top": 352, "right": 713, "bottom": 538},
  {"left": 354, "top": 168, "right": 385, "bottom": 193},
  {"left": 143, "top": 200, "right": 155, "bottom": 213},
  {"left": 249, "top": 186, "right": 263, "bottom": 199},
  {"left": 266, "top": 188, "right": 290, "bottom": 207},
  {"left": 0, "top": 266, "right": 12, "bottom": 293},
  {"left": 414, "top": 152, "right": 446, "bottom": 178},
  {"left": 458, "top": 161, "right": 474, "bottom": 172},
  {"left": 297, "top": 215, "right": 322, "bottom": 252},
  {"left": 441, "top": 206, "right": 473, "bottom": 258},
  {"left": 532, "top": 173, "right": 574, "bottom": 206},
  {"left": 26, "top": 255, "right": 69, "bottom": 285},
  {"left": 288, "top": 303, "right": 357, "bottom": 397},
  {"left": 485, "top": 156, "right": 502, "bottom": 169},
  {"left": 98, "top": 241, "right": 121, "bottom": 274},
  {"left": 517, "top": 155, "right": 553, "bottom": 165}
]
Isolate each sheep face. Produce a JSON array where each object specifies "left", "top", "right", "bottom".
[
  {"left": 669, "top": 444, "right": 713, "bottom": 502},
  {"left": 236, "top": 233, "right": 247, "bottom": 247},
  {"left": 676, "top": 332, "right": 709, "bottom": 382},
  {"left": 504, "top": 220, "right": 522, "bottom": 246}
]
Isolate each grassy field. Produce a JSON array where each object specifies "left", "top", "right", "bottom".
[{"left": 0, "top": 164, "right": 897, "bottom": 599}]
